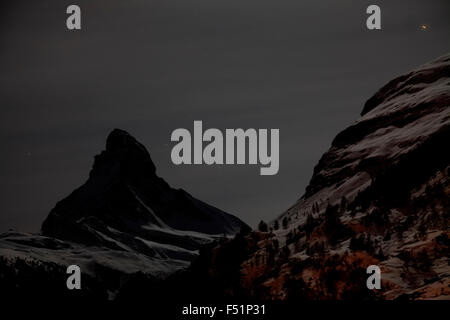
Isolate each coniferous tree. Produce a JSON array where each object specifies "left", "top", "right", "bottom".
[
  {"left": 282, "top": 217, "right": 289, "bottom": 229},
  {"left": 258, "top": 220, "right": 268, "bottom": 232},
  {"left": 273, "top": 220, "right": 279, "bottom": 230}
]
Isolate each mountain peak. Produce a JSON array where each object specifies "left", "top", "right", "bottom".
[
  {"left": 41, "top": 128, "right": 247, "bottom": 259},
  {"left": 106, "top": 128, "right": 141, "bottom": 152},
  {"left": 91, "top": 129, "right": 157, "bottom": 181}
]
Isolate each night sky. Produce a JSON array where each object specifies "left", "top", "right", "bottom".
[{"left": 1, "top": 0, "right": 449, "bottom": 232}]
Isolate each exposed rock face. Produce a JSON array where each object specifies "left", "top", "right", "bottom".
[
  {"left": 179, "top": 54, "right": 450, "bottom": 300},
  {"left": 0, "top": 129, "right": 247, "bottom": 298}
]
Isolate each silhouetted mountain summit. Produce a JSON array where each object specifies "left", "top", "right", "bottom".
[
  {"left": 41, "top": 129, "right": 246, "bottom": 250},
  {"left": 94, "top": 128, "right": 157, "bottom": 180}
]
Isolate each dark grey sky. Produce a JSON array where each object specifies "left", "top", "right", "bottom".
[{"left": 1, "top": 0, "right": 449, "bottom": 232}]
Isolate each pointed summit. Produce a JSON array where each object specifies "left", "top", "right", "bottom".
[{"left": 105, "top": 129, "right": 151, "bottom": 161}]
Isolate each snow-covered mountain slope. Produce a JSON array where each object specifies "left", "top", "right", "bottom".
[
  {"left": 0, "top": 129, "right": 247, "bottom": 298},
  {"left": 0, "top": 231, "right": 188, "bottom": 278},
  {"left": 178, "top": 54, "right": 450, "bottom": 300}
]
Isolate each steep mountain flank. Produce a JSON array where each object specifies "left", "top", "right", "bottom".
[{"left": 177, "top": 54, "right": 450, "bottom": 301}]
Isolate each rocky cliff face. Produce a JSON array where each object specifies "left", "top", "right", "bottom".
[{"left": 178, "top": 54, "right": 450, "bottom": 300}]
